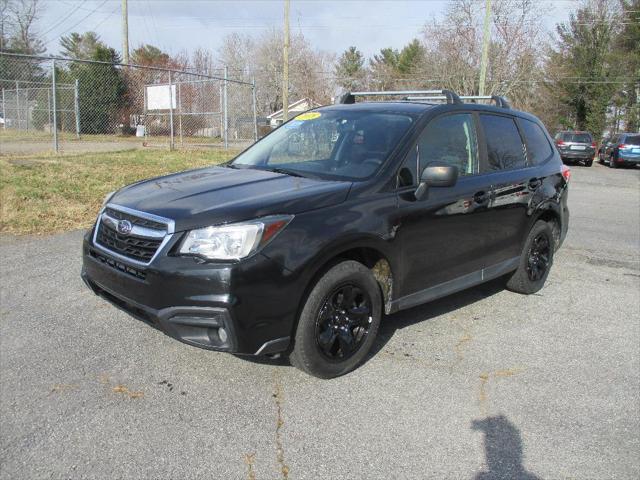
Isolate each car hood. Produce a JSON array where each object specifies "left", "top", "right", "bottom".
[{"left": 110, "top": 166, "right": 352, "bottom": 232}]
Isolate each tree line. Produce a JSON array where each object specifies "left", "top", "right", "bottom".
[{"left": 1, "top": 0, "right": 638, "bottom": 138}]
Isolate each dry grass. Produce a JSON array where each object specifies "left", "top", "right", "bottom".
[
  {"left": 0, "top": 148, "right": 238, "bottom": 235},
  {"left": 0, "top": 129, "right": 225, "bottom": 144}
]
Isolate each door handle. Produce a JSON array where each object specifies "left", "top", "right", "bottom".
[
  {"left": 473, "top": 191, "right": 491, "bottom": 204},
  {"left": 528, "top": 178, "right": 542, "bottom": 189}
]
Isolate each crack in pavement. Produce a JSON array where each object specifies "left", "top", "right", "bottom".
[
  {"left": 273, "top": 371, "right": 290, "bottom": 480},
  {"left": 244, "top": 453, "right": 256, "bottom": 480},
  {"left": 478, "top": 369, "right": 522, "bottom": 416}
]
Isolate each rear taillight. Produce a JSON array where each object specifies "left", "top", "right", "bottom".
[
  {"left": 561, "top": 165, "right": 571, "bottom": 183},
  {"left": 556, "top": 140, "right": 565, "bottom": 146},
  {"left": 591, "top": 142, "right": 597, "bottom": 148},
  {"left": 618, "top": 144, "right": 627, "bottom": 149}
]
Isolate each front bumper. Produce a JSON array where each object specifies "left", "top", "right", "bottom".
[{"left": 81, "top": 231, "right": 295, "bottom": 355}]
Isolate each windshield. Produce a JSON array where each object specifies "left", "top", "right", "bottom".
[
  {"left": 561, "top": 133, "right": 592, "bottom": 143},
  {"left": 231, "top": 109, "right": 414, "bottom": 180}
]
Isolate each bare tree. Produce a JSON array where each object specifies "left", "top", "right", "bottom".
[
  {"left": 5, "top": 0, "right": 44, "bottom": 54},
  {"left": 420, "top": 0, "right": 546, "bottom": 109},
  {"left": 217, "top": 28, "right": 334, "bottom": 115}
]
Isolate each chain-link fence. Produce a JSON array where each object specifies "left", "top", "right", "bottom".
[{"left": 0, "top": 52, "right": 257, "bottom": 155}]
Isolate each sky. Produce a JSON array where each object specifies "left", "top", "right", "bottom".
[{"left": 37, "top": 0, "right": 578, "bottom": 60}]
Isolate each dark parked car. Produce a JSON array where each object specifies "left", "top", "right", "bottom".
[
  {"left": 598, "top": 132, "right": 640, "bottom": 168},
  {"left": 81, "top": 89, "right": 570, "bottom": 378},
  {"left": 554, "top": 131, "right": 596, "bottom": 166}
]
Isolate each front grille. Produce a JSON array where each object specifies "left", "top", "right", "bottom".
[
  {"left": 93, "top": 206, "right": 172, "bottom": 264},
  {"left": 96, "top": 222, "right": 163, "bottom": 263},
  {"left": 104, "top": 207, "right": 166, "bottom": 230}
]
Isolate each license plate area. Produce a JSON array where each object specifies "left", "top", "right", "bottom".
[{"left": 570, "top": 145, "right": 586, "bottom": 150}]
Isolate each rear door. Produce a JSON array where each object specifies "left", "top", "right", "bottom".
[{"left": 476, "top": 113, "right": 533, "bottom": 266}]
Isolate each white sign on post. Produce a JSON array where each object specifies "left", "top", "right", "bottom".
[{"left": 146, "top": 84, "right": 176, "bottom": 110}]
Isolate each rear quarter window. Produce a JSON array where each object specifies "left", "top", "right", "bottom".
[{"left": 520, "top": 119, "right": 553, "bottom": 165}]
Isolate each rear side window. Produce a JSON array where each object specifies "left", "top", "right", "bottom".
[
  {"left": 480, "top": 114, "right": 526, "bottom": 171},
  {"left": 562, "top": 132, "right": 592, "bottom": 143},
  {"left": 624, "top": 135, "right": 640, "bottom": 146},
  {"left": 520, "top": 119, "right": 553, "bottom": 165}
]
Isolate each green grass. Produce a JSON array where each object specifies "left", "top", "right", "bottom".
[{"left": 0, "top": 148, "right": 238, "bottom": 235}]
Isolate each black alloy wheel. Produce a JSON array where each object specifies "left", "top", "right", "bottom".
[
  {"left": 289, "top": 260, "right": 382, "bottom": 378},
  {"left": 526, "top": 233, "right": 551, "bottom": 282},
  {"left": 506, "top": 220, "right": 554, "bottom": 295},
  {"left": 315, "top": 284, "right": 373, "bottom": 361}
]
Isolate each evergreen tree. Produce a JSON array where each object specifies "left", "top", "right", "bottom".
[
  {"left": 334, "top": 46, "right": 366, "bottom": 91},
  {"left": 60, "top": 32, "right": 102, "bottom": 60},
  {"left": 613, "top": 0, "right": 640, "bottom": 131},
  {"left": 550, "top": 0, "right": 618, "bottom": 138},
  {"left": 397, "top": 39, "right": 425, "bottom": 75}
]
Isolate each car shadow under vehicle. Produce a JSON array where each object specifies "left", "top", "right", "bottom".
[
  {"left": 369, "top": 276, "right": 507, "bottom": 359},
  {"left": 240, "top": 276, "right": 507, "bottom": 371}
]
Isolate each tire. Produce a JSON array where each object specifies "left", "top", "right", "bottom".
[
  {"left": 289, "top": 260, "right": 382, "bottom": 378},
  {"left": 506, "top": 221, "right": 554, "bottom": 295},
  {"left": 585, "top": 159, "right": 593, "bottom": 167}
]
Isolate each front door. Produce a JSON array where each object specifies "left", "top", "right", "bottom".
[{"left": 394, "top": 112, "right": 496, "bottom": 298}]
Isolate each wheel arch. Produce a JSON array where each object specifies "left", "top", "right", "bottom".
[
  {"left": 529, "top": 204, "right": 562, "bottom": 249},
  {"left": 289, "top": 237, "right": 398, "bottom": 344}
]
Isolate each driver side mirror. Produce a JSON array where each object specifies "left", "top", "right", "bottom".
[{"left": 414, "top": 163, "right": 459, "bottom": 200}]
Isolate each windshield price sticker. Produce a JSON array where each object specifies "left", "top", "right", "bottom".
[{"left": 295, "top": 112, "right": 322, "bottom": 121}]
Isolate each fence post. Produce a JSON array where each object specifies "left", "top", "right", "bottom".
[
  {"left": 74, "top": 78, "right": 81, "bottom": 139},
  {"left": 51, "top": 59, "right": 59, "bottom": 153},
  {"left": 178, "top": 82, "right": 183, "bottom": 147},
  {"left": 1, "top": 89, "right": 5, "bottom": 130},
  {"left": 252, "top": 77, "right": 258, "bottom": 142},
  {"left": 15, "top": 81, "right": 20, "bottom": 130},
  {"left": 47, "top": 89, "right": 51, "bottom": 127},
  {"left": 223, "top": 66, "right": 228, "bottom": 149},
  {"left": 25, "top": 86, "right": 29, "bottom": 131},
  {"left": 168, "top": 70, "right": 174, "bottom": 150},
  {"left": 219, "top": 82, "right": 223, "bottom": 139}
]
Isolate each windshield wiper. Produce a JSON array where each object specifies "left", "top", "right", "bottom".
[{"left": 261, "top": 167, "right": 307, "bottom": 178}]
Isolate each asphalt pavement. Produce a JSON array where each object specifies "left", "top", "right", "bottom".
[{"left": 1, "top": 161, "right": 638, "bottom": 479}]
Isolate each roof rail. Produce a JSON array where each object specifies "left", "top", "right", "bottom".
[
  {"left": 404, "top": 94, "right": 511, "bottom": 109},
  {"left": 335, "top": 89, "right": 462, "bottom": 105}
]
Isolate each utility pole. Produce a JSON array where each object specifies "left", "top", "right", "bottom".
[
  {"left": 282, "top": 0, "right": 290, "bottom": 122},
  {"left": 478, "top": 0, "right": 492, "bottom": 96},
  {"left": 122, "top": 0, "right": 129, "bottom": 64}
]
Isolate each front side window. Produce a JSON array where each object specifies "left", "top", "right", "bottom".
[
  {"left": 417, "top": 113, "right": 479, "bottom": 176},
  {"left": 520, "top": 119, "right": 553, "bottom": 165},
  {"left": 232, "top": 110, "right": 414, "bottom": 181},
  {"left": 480, "top": 114, "right": 526, "bottom": 171}
]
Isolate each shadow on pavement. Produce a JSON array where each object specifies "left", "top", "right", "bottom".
[
  {"left": 472, "top": 415, "right": 541, "bottom": 480},
  {"left": 370, "top": 276, "right": 507, "bottom": 357}
]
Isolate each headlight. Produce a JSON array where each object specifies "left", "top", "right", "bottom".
[
  {"left": 179, "top": 215, "right": 293, "bottom": 260},
  {"left": 102, "top": 190, "right": 116, "bottom": 207}
]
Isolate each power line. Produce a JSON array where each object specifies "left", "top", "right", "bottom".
[
  {"left": 44, "top": 0, "right": 109, "bottom": 46},
  {"left": 40, "top": 0, "right": 88, "bottom": 38}
]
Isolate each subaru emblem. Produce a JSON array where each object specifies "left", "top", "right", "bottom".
[{"left": 117, "top": 219, "right": 133, "bottom": 235}]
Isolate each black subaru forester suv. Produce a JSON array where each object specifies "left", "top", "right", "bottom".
[{"left": 82, "top": 89, "right": 569, "bottom": 378}]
